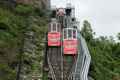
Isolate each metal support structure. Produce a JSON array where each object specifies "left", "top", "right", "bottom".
[
  {"left": 44, "top": 3, "right": 91, "bottom": 80},
  {"left": 47, "top": 53, "right": 56, "bottom": 80},
  {"left": 72, "top": 34, "right": 91, "bottom": 80}
]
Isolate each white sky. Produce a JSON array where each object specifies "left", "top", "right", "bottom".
[{"left": 51, "top": 0, "right": 120, "bottom": 39}]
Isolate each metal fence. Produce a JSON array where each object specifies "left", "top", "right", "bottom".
[{"left": 72, "top": 35, "right": 91, "bottom": 80}]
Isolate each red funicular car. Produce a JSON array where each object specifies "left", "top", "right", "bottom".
[
  {"left": 48, "top": 18, "right": 61, "bottom": 46},
  {"left": 63, "top": 28, "right": 78, "bottom": 55}
]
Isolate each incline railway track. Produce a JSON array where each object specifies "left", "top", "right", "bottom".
[
  {"left": 43, "top": 3, "right": 91, "bottom": 80},
  {"left": 63, "top": 55, "right": 77, "bottom": 80},
  {"left": 47, "top": 47, "right": 63, "bottom": 80}
]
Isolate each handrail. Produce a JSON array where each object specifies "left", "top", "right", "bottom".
[{"left": 72, "top": 34, "right": 91, "bottom": 80}]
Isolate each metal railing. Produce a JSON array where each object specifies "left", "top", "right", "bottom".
[{"left": 72, "top": 34, "right": 91, "bottom": 80}]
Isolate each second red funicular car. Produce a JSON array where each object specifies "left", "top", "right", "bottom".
[
  {"left": 48, "top": 18, "right": 61, "bottom": 46},
  {"left": 63, "top": 28, "right": 78, "bottom": 55}
]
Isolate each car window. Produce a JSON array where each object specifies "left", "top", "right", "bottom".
[
  {"left": 57, "top": 23, "right": 61, "bottom": 32},
  {"left": 73, "top": 29, "right": 76, "bottom": 38},
  {"left": 53, "top": 23, "right": 56, "bottom": 31},
  {"left": 68, "top": 29, "right": 72, "bottom": 38}
]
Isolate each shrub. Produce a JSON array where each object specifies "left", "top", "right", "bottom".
[{"left": 15, "top": 4, "right": 34, "bottom": 15}]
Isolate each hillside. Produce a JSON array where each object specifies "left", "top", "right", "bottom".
[
  {"left": 81, "top": 20, "right": 120, "bottom": 80},
  {"left": 0, "top": 2, "right": 49, "bottom": 80}
]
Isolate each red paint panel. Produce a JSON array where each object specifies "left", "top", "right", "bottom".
[
  {"left": 63, "top": 39, "right": 77, "bottom": 55},
  {"left": 48, "top": 32, "right": 61, "bottom": 46}
]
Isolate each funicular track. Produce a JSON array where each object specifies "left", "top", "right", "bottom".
[
  {"left": 47, "top": 47, "right": 63, "bottom": 80},
  {"left": 43, "top": 3, "right": 91, "bottom": 80},
  {"left": 63, "top": 55, "right": 74, "bottom": 80}
]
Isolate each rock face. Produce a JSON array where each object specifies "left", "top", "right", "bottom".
[{"left": 15, "top": 0, "right": 50, "bottom": 9}]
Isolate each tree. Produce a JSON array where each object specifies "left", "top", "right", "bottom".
[
  {"left": 117, "top": 33, "right": 120, "bottom": 40},
  {"left": 80, "top": 20, "right": 120, "bottom": 80},
  {"left": 81, "top": 20, "right": 94, "bottom": 43}
]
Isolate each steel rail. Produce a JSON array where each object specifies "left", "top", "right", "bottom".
[{"left": 47, "top": 48, "right": 56, "bottom": 80}]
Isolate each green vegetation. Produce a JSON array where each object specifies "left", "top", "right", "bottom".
[
  {"left": 81, "top": 20, "right": 120, "bottom": 80},
  {"left": 0, "top": 3, "right": 48, "bottom": 80},
  {"left": 15, "top": 4, "right": 33, "bottom": 15}
]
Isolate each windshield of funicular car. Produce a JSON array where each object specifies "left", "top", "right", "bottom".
[{"left": 68, "top": 29, "right": 72, "bottom": 39}]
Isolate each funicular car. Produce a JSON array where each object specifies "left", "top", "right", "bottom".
[
  {"left": 63, "top": 28, "right": 78, "bottom": 55},
  {"left": 48, "top": 18, "right": 61, "bottom": 46}
]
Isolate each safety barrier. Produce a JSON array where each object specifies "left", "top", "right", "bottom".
[{"left": 72, "top": 35, "right": 91, "bottom": 80}]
